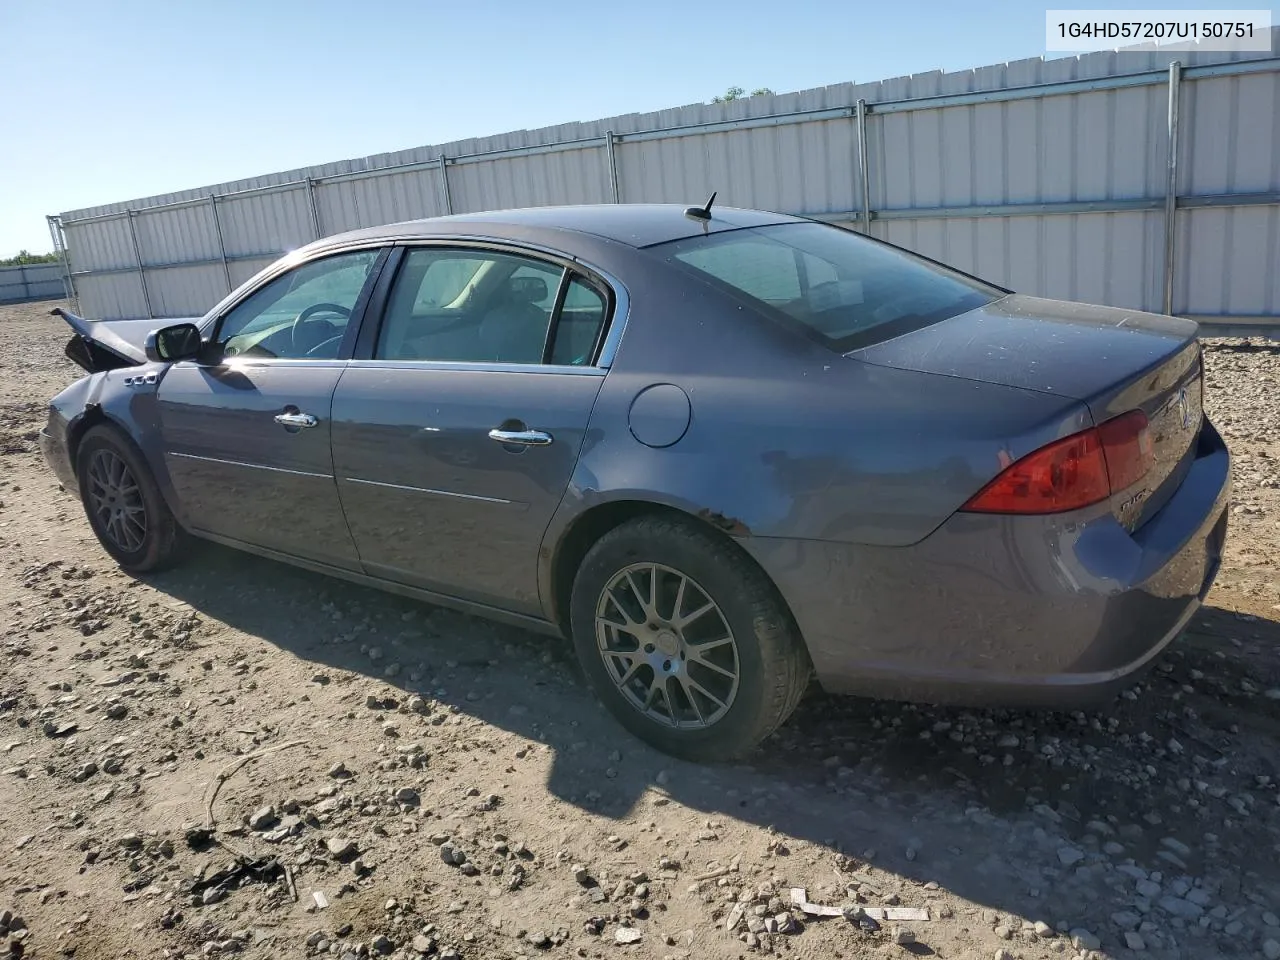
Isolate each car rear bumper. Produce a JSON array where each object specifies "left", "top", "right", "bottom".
[{"left": 745, "top": 418, "right": 1231, "bottom": 708}]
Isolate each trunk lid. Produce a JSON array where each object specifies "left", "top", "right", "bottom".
[{"left": 851, "top": 294, "right": 1203, "bottom": 528}]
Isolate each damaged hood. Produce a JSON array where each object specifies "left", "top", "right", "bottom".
[{"left": 53, "top": 307, "right": 202, "bottom": 372}]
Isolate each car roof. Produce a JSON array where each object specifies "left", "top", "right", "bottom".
[{"left": 322, "top": 204, "right": 804, "bottom": 251}]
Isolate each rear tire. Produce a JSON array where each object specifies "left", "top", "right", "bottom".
[
  {"left": 569, "top": 515, "right": 810, "bottom": 761},
  {"left": 76, "top": 425, "right": 185, "bottom": 573}
]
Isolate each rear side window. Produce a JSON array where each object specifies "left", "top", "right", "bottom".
[
  {"left": 654, "top": 222, "right": 1001, "bottom": 351},
  {"left": 411, "top": 257, "right": 487, "bottom": 309},
  {"left": 375, "top": 247, "right": 609, "bottom": 365},
  {"left": 549, "top": 278, "right": 608, "bottom": 366}
]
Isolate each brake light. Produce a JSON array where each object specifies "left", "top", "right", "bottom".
[
  {"left": 1097, "top": 410, "right": 1154, "bottom": 491},
  {"left": 961, "top": 411, "right": 1152, "bottom": 515}
]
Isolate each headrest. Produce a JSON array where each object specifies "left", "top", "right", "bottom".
[{"left": 507, "top": 275, "right": 548, "bottom": 303}]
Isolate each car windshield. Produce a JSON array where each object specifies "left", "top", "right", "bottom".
[{"left": 654, "top": 222, "right": 1002, "bottom": 351}]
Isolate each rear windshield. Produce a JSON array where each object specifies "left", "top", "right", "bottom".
[{"left": 653, "top": 222, "right": 1002, "bottom": 351}]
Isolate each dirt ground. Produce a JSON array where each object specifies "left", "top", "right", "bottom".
[{"left": 1, "top": 300, "right": 1278, "bottom": 960}]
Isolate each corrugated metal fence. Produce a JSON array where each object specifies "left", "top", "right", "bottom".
[
  {"left": 54, "top": 33, "right": 1280, "bottom": 335},
  {"left": 0, "top": 262, "right": 67, "bottom": 305}
]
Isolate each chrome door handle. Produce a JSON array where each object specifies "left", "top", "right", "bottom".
[
  {"left": 488, "top": 428, "right": 553, "bottom": 446},
  {"left": 274, "top": 412, "right": 318, "bottom": 429}
]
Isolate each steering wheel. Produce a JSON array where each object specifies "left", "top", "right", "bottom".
[{"left": 291, "top": 302, "right": 351, "bottom": 353}]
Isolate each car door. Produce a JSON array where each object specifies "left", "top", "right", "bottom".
[
  {"left": 156, "top": 246, "right": 388, "bottom": 570},
  {"left": 331, "top": 243, "right": 616, "bottom": 614}
]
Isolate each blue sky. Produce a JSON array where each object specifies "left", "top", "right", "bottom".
[{"left": 0, "top": 0, "right": 1273, "bottom": 254}]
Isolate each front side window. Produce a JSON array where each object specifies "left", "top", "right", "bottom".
[
  {"left": 654, "top": 223, "right": 1001, "bottom": 351},
  {"left": 376, "top": 247, "right": 609, "bottom": 365},
  {"left": 217, "top": 250, "right": 380, "bottom": 359}
]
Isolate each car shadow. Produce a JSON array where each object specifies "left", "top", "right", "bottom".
[{"left": 142, "top": 541, "right": 1280, "bottom": 928}]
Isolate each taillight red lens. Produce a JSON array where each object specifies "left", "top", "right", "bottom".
[
  {"left": 960, "top": 411, "right": 1152, "bottom": 515},
  {"left": 1097, "top": 410, "right": 1153, "bottom": 492}
]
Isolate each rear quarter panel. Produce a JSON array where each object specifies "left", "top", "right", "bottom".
[{"left": 544, "top": 255, "right": 1093, "bottom": 551}]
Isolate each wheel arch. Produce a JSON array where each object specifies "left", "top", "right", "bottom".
[
  {"left": 545, "top": 499, "right": 806, "bottom": 649},
  {"left": 67, "top": 405, "right": 125, "bottom": 470},
  {"left": 70, "top": 407, "right": 188, "bottom": 573},
  {"left": 66, "top": 397, "right": 189, "bottom": 521}
]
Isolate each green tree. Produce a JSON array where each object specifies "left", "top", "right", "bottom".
[
  {"left": 711, "top": 85, "right": 775, "bottom": 103},
  {"left": 0, "top": 250, "right": 60, "bottom": 266}
]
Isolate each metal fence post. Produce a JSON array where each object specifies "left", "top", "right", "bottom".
[
  {"left": 1162, "top": 61, "right": 1182, "bottom": 316},
  {"left": 437, "top": 156, "right": 453, "bottom": 215},
  {"left": 605, "top": 130, "right": 621, "bottom": 203},
  {"left": 305, "top": 177, "right": 323, "bottom": 239},
  {"left": 209, "top": 195, "right": 232, "bottom": 292},
  {"left": 126, "top": 210, "right": 153, "bottom": 319},
  {"left": 46, "top": 215, "right": 78, "bottom": 310},
  {"left": 855, "top": 99, "right": 872, "bottom": 233}
]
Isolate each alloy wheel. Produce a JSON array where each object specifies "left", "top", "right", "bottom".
[
  {"left": 594, "top": 562, "right": 740, "bottom": 729},
  {"left": 86, "top": 449, "right": 147, "bottom": 553}
]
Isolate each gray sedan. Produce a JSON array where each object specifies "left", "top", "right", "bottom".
[{"left": 41, "top": 204, "right": 1231, "bottom": 760}]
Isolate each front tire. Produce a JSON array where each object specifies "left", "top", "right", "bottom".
[
  {"left": 76, "top": 425, "right": 185, "bottom": 573},
  {"left": 569, "top": 515, "right": 810, "bottom": 761}
]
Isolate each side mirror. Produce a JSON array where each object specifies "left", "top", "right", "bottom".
[{"left": 145, "top": 323, "right": 204, "bottom": 363}]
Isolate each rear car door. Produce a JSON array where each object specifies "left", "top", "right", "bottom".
[
  {"left": 156, "top": 247, "right": 387, "bottom": 570},
  {"left": 331, "top": 243, "right": 616, "bottom": 614}
]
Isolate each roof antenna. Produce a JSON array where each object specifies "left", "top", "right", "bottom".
[{"left": 684, "top": 191, "right": 717, "bottom": 221}]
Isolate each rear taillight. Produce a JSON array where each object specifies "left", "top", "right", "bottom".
[
  {"left": 1097, "top": 410, "right": 1154, "bottom": 491},
  {"left": 961, "top": 410, "right": 1152, "bottom": 515}
]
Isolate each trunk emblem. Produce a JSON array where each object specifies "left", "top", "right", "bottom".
[
  {"left": 1175, "top": 387, "right": 1191, "bottom": 429},
  {"left": 1119, "top": 489, "right": 1145, "bottom": 512}
]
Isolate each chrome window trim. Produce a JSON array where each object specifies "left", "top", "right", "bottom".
[
  {"left": 388, "top": 236, "right": 631, "bottom": 369},
  {"left": 193, "top": 358, "right": 350, "bottom": 369},
  {"left": 166, "top": 357, "right": 352, "bottom": 374},
  {"left": 342, "top": 359, "right": 605, "bottom": 377}
]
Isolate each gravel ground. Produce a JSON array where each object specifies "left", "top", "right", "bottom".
[{"left": 0, "top": 301, "right": 1278, "bottom": 960}]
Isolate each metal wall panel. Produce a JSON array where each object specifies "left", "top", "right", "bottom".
[
  {"left": 1178, "top": 206, "right": 1280, "bottom": 316},
  {"left": 874, "top": 84, "right": 1167, "bottom": 211},
  {"left": 0, "top": 263, "right": 63, "bottom": 284},
  {"left": 71, "top": 218, "right": 137, "bottom": 272},
  {"left": 0, "top": 263, "right": 66, "bottom": 304},
  {"left": 617, "top": 119, "right": 858, "bottom": 214},
  {"left": 316, "top": 167, "right": 444, "bottom": 234},
  {"left": 1182, "top": 70, "right": 1280, "bottom": 194},
  {"left": 227, "top": 256, "right": 278, "bottom": 290},
  {"left": 134, "top": 203, "right": 220, "bottom": 265},
  {"left": 19, "top": 282, "right": 64, "bottom": 301},
  {"left": 144, "top": 265, "right": 228, "bottom": 318},
  {"left": 73, "top": 272, "right": 147, "bottom": 320},
  {"left": 215, "top": 189, "right": 316, "bottom": 256},
  {"left": 449, "top": 146, "right": 611, "bottom": 214},
  {"left": 879, "top": 209, "right": 1162, "bottom": 311},
  {"left": 0, "top": 280, "right": 63, "bottom": 303},
  {"left": 55, "top": 29, "right": 1280, "bottom": 325}
]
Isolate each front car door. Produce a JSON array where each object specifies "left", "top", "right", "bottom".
[
  {"left": 331, "top": 243, "right": 616, "bottom": 613},
  {"left": 156, "top": 246, "right": 387, "bottom": 570}
]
